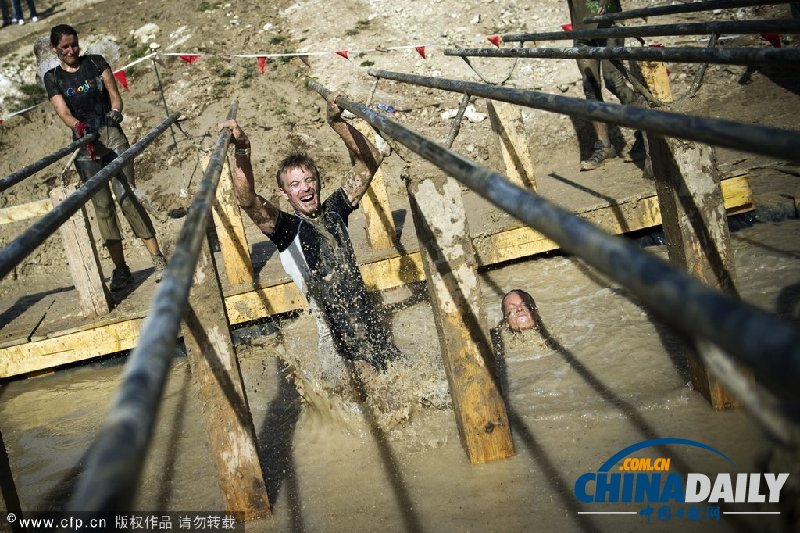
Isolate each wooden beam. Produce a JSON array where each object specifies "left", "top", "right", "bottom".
[
  {"left": 353, "top": 119, "right": 398, "bottom": 249},
  {"left": 49, "top": 186, "right": 112, "bottom": 318},
  {"left": 211, "top": 156, "right": 255, "bottom": 286},
  {"left": 0, "top": 199, "right": 53, "bottom": 225},
  {"left": 649, "top": 135, "right": 748, "bottom": 410},
  {"left": 406, "top": 172, "right": 514, "bottom": 464},
  {"left": 0, "top": 318, "right": 143, "bottom": 377},
  {"left": 487, "top": 102, "right": 537, "bottom": 190},
  {"left": 181, "top": 238, "right": 271, "bottom": 518},
  {"left": 640, "top": 61, "right": 674, "bottom": 103}
]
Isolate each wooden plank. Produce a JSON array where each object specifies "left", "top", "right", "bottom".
[
  {"left": 211, "top": 156, "right": 255, "bottom": 286},
  {"left": 49, "top": 187, "right": 112, "bottom": 318},
  {"left": 649, "top": 135, "right": 747, "bottom": 410},
  {"left": 181, "top": 238, "right": 270, "bottom": 519},
  {"left": 353, "top": 119, "right": 398, "bottom": 249},
  {"left": 0, "top": 318, "right": 143, "bottom": 378},
  {"left": 407, "top": 173, "right": 514, "bottom": 464},
  {"left": 487, "top": 102, "right": 537, "bottom": 190},
  {"left": 0, "top": 199, "right": 53, "bottom": 225}
]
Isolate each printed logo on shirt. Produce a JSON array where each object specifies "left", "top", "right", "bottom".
[{"left": 64, "top": 78, "right": 97, "bottom": 97}]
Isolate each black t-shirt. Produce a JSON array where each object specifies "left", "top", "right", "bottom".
[
  {"left": 269, "top": 189, "right": 401, "bottom": 366},
  {"left": 44, "top": 54, "right": 114, "bottom": 134}
]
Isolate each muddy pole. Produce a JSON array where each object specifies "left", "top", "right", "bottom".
[
  {"left": 368, "top": 69, "right": 800, "bottom": 161},
  {"left": 585, "top": 0, "right": 791, "bottom": 24},
  {"left": 313, "top": 84, "right": 800, "bottom": 405},
  {"left": 501, "top": 19, "right": 800, "bottom": 43},
  {"left": 0, "top": 135, "right": 97, "bottom": 193},
  {"left": 445, "top": 45, "right": 800, "bottom": 67},
  {"left": 67, "top": 103, "right": 270, "bottom": 518},
  {"left": 307, "top": 79, "right": 515, "bottom": 463},
  {"left": 0, "top": 114, "right": 179, "bottom": 281}
]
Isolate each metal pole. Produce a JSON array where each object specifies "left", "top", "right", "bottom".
[
  {"left": 368, "top": 69, "right": 800, "bottom": 161},
  {"left": 502, "top": 19, "right": 800, "bottom": 43},
  {"left": 0, "top": 114, "right": 179, "bottom": 281},
  {"left": 151, "top": 58, "right": 180, "bottom": 153},
  {"left": 585, "top": 0, "right": 791, "bottom": 24},
  {"left": 0, "top": 135, "right": 97, "bottom": 193},
  {"left": 313, "top": 78, "right": 800, "bottom": 404},
  {"left": 67, "top": 102, "right": 238, "bottom": 514},
  {"left": 444, "top": 45, "right": 800, "bottom": 67}
]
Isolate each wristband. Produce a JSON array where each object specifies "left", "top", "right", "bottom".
[{"left": 235, "top": 148, "right": 251, "bottom": 156}]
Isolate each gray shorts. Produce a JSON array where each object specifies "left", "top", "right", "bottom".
[{"left": 74, "top": 126, "right": 155, "bottom": 243}]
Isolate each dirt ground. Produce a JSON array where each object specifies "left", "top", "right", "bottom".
[{"left": 1, "top": 0, "right": 800, "bottom": 530}]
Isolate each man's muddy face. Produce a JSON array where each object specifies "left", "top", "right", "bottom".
[
  {"left": 280, "top": 165, "right": 321, "bottom": 217},
  {"left": 503, "top": 292, "right": 536, "bottom": 332}
]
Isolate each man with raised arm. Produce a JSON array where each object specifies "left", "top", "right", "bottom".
[{"left": 221, "top": 94, "right": 402, "bottom": 371}]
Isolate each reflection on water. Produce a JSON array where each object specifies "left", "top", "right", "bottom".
[{"left": 1, "top": 219, "right": 798, "bottom": 530}]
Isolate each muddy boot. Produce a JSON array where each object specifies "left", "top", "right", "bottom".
[
  {"left": 151, "top": 253, "right": 167, "bottom": 283},
  {"left": 580, "top": 141, "right": 617, "bottom": 171},
  {"left": 624, "top": 131, "right": 647, "bottom": 163},
  {"left": 110, "top": 264, "right": 132, "bottom": 291}
]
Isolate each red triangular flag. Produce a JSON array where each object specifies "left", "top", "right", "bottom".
[
  {"left": 179, "top": 54, "right": 200, "bottom": 64},
  {"left": 760, "top": 33, "right": 782, "bottom": 48},
  {"left": 257, "top": 56, "right": 268, "bottom": 74},
  {"left": 415, "top": 46, "right": 427, "bottom": 59},
  {"left": 488, "top": 35, "right": 501, "bottom": 47},
  {"left": 113, "top": 69, "right": 129, "bottom": 90},
  {"left": 336, "top": 50, "right": 349, "bottom": 60}
]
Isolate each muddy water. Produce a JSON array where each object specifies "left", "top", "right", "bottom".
[{"left": 1, "top": 218, "right": 798, "bottom": 532}]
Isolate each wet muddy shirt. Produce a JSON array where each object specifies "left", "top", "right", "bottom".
[
  {"left": 44, "top": 54, "right": 115, "bottom": 136},
  {"left": 268, "top": 188, "right": 400, "bottom": 366}
]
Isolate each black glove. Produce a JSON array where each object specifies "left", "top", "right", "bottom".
[{"left": 106, "top": 109, "right": 124, "bottom": 124}]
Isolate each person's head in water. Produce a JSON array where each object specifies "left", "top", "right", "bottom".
[
  {"left": 501, "top": 289, "right": 540, "bottom": 332},
  {"left": 50, "top": 24, "right": 81, "bottom": 69},
  {"left": 276, "top": 153, "right": 322, "bottom": 218}
]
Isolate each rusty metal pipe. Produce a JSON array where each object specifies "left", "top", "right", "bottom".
[
  {"left": 444, "top": 44, "right": 800, "bottom": 67},
  {"left": 368, "top": 69, "right": 800, "bottom": 161},
  {"left": 502, "top": 19, "right": 800, "bottom": 42},
  {"left": 585, "top": 0, "right": 791, "bottom": 23},
  {"left": 0, "top": 135, "right": 97, "bottom": 193}
]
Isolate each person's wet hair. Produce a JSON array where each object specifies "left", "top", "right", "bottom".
[
  {"left": 502, "top": 289, "right": 536, "bottom": 315},
  {"left": 501, "top": 289, "right": 540, "bottom": 330},
  {"left": 50, "top": 24, "right": 78, "bottom": 47},
  {"left": 276, "top": 153, "right": 319, "bottom": 189}
]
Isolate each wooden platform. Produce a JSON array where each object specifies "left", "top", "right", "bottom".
[{"left": 0, "top": 166, "right": 753, "bottom": 378}]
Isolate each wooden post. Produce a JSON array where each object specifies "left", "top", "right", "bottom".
[
  {"left": 487, "top": 102, "right": 537, "bottom": 190},
  {"left": 353, "top": 119, "right": 398, "bottom": 249},
  {"left": 405, "top": 171, "right": 515, "bottom": 463},
  {"left": 181, "top": 238, "right": 271, "bottom": 518},
  {"left": 639, "top": 61, "right": 673, "bottom": 103},
  {"left": 209, "top": 156, "right": 254, "bottom": 286},
  {"left": 648, "top": 135, "right": 749, "bottom": 409},
  {"left": 49, "top": 186, "right": 112, "bottom": 318}
]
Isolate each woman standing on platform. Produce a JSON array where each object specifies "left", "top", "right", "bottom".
[{"left": 44, "top": 24, "right": 167, "bottom": 291}]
